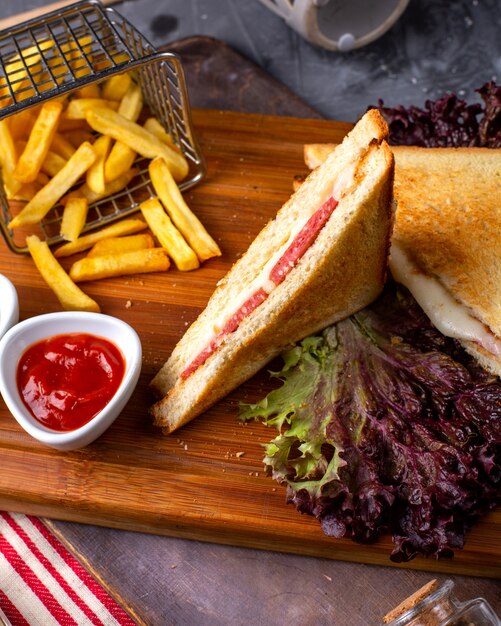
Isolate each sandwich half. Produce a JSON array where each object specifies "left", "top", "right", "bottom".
[
  {"left": 304, "top": 143, "right": 501, "bottom": 376},
  {"left": 150, "top": 110, "right": 395, "bottom": 433},
  {"left": 388, "top": 146, "right": 501, "bottom": 376}
]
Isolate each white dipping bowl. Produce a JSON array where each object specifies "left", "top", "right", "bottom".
[
  {"left": 0, "top": 311, "right": 142, "bottom": 451},
  {"left": 0, "top": 274, "right": 19, "bottom": 339}
]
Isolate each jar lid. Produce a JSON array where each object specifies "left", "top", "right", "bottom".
[
  {"left": 383, "top": 580, "right": 440, "bottom": 624},
  {"left": 383, "top": 580, "right": 455, "bottom": 626}
]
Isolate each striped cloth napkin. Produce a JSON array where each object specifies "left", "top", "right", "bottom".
[{"left": 0, "top": 512, "right": 137, "bottom": 625}]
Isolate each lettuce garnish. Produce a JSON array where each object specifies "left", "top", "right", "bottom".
[{"left": 240, "top": 283, "right": 500, "bottom": 561}]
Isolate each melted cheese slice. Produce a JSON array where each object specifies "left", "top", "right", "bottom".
[{"left": 389, "top": 242, "right": 501, "bottom": 357}]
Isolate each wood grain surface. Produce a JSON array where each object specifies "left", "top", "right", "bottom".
[{"left": 1, "top": 109, "right": 499, "bottom": 581}]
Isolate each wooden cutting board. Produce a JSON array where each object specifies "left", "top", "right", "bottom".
[{"left": 0, "top": 109, "right": 499, "bottom": 578}]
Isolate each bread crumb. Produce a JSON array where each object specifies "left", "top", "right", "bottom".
[
  {"left": 235, "top": 451, "right": 245, "bottom": 458},
  {"left": 324, "top": 575, "right": 332, "bottom": 582},
  {"left": 125, "top": 300, "right": 132, "bottom": 309}
]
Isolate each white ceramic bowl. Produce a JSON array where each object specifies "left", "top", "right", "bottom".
[
  {"left": 0, "top": 311, "right": 142, "bottom": 450},
  {"left": 0, "top": 274, "right": 19, "bottom": 339}
]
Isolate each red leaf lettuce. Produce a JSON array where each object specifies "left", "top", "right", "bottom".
[{"left": 240, "top": 284, "right": 500, "bottom": 561}]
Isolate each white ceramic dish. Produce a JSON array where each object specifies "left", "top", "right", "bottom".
[
  {"left": 0, "top": 274, "right": 19, "bottom": 339},
  {"left": 0, "top": 311, "right": 142, "bottom": 451}
]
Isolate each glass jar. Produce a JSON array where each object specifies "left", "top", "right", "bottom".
[{"left": 384, "top": 579, "right": 500, "bottom": 626}]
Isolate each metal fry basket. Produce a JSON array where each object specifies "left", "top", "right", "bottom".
[{"left": 0, "top": 0, "right": 206, "bottom": 253}]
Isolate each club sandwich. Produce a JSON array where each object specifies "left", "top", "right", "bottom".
[{"left": 150, "top": 110, "right": 395, "bottom": 432}]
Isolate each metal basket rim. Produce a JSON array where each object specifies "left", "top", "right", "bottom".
[{"left": 0, "top": 0, "right": 207, "bottom": 254}]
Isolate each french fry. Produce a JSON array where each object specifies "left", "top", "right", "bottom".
[
  {"left": 51, "top": 94, "right": 69, "bottom": 106},
  {"left": 26, "top": 235, "right": 100, "bottom": 313},
  {"left": 304, "top": 143, "right": 335, "bottom": 169},
  {"left": 87, "top": 233, "right": 155, "bottom": 258},
  {"left": 54, "top": 218, "right": 148, "bottom": 257},
  {"left": 14, "top": 139, "right": 26, "bottom": 154},
  {"left": 104, "top": 81, "right": 143, "bottom": 182},
  {"left": 69, "top": 247, "right": 170, "bottom": 282},
  {"left": 92, "top": 51, "right": 132, "bottom": 73},
  {"left": 64, "top": 98, "right": 119, "bottom": 120},
  {"left": 0, "top": 40, "right": 54, "bottom": 103},
  {"left": 66, "top": 167, "right": 138, "bottom": 206},
  {"left": 74, "top": 83, "right": 101, "bottom": 99},
  {"left": 292, "top": 175, "right": 304, "bottom": 193},
  {"left": 149, "top": 157, "right": 221, "bottom": 262},
  {"left": 63, "top": 130, "right": 94, "bottom": 148},
  {"left": 69, "top": 64, "right": 93, "bottom": 82},
  {"left": 60, "top": 196, "right": 88, "bottom": 242},
  {"left": 143, "top": 117, "right": 179, "bottom": 152},
  {"left": 9, "top": 183, "right": 39, "bottom": 202},
  {"left": 0, "top": 120, "right": 22, "bottom": 197},
  {"left": 103, "top": 141, "right": 137, "bottom": 183},
  {"left": 102, "top": 73, "right": 132, "bottom": 102},
  {"left": 86, "top": 107, "right": 189, "bottom": 181},
  {"left": 140, "top": 198, "right": 199, "bottom": 271},
  {"left": 50, "top": 133, "right": 77, "bottom": 159},
  {"left": 9, "top": 141, "right": 96, "bottom": 229},
  {"left": 13, "top": 100, "right": 63, "bottom": 183},
  {"left": 15, "top": 143, "right": 57, "bottom": 186},
  {"left": 16, "top": 56, "right": 68, "bottom": 103},
  {"left": 117, "top": 81, "right": 143, "bottom": 121},
  {"left": 41, "top": 151, "right": 67, "bottom": 178},
  {"left": 57, "top": 117, "right": 92, "bottom": 132},
  {"left": 91, "top": 50, "right": 133, "bottom": 72},
  {"left": 35, "top": 171, "right": 51, "bottom": 187},
  {"left": 86, "top": 134, "right": 112, "bottom": 194},
  {"left": 45, "top": 38, "right": 92, "bottom": 88},
  {"left": 44, "top": 60, "right": 67, "bottom": 89},
  {"left": 7, "top": 109, "right": 37, "bottom": 140},
  {"left": 67, "top": 36, "right": 94, "bottom": 80}
]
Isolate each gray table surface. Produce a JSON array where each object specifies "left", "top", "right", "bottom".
[
  {"left": 3, "top": 0, "right": 501, "bottom": 122},
  {"left": 1, "top": 1, "right": 500, "bottom": 625}
]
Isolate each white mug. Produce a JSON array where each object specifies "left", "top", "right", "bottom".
[{"left": 257, "top": 0, "right": 409, "bottom": 51}]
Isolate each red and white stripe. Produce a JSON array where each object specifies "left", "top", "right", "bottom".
[{"left": 0, "top": 512, "right": 137, "bottom": 625}]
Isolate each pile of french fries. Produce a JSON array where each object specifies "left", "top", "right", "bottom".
[{"left": 0, "top": 69, "right": 220, "bottom": 313}]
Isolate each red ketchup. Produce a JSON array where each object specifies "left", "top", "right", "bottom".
[{"left": 16, "top": 333, "right": 125, "bottom": 432}]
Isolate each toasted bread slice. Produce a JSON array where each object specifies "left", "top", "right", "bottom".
[
  {"left": 150, "top": 110, "right": 395, "bottom": 433},
  {"left": 304, "top": 143, "right": 501, "bottom": 375},
  {"left": 392, "top": 146, "right": 501, "bottom": 375}
]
